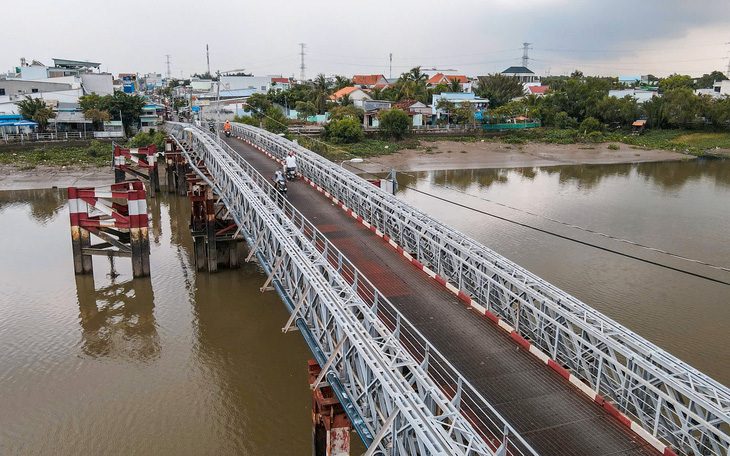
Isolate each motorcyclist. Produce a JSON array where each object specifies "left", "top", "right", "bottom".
[
  {"left": 285, "top": 151, "right": 297, "bottom": 180},
  {"left": 273, "top": 169, "right": 286, "bottom": 192},
  {"left": 224, "top": 121, "right": 231, "bottom": 133}
]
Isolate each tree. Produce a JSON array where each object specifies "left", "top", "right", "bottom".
[
  {"left": 431, "top": 83, "right": 450, "bottom": 95},
  {"left": 233, "top": 114, "right": 260, "bottom": 127},
  {"left": 263, "top": 106, "right": 289, "bottom": 134},
  {"left": 323, "top": 117, "right": 363, "bottom": 143},
  {"left": 663, "top": 87, "right": 701, "bottom": 127},
  {"left": 15, "top": 96, "right": 56, "bottom": 131},
  {"left": 309, "top": 73, "right": 333, "bottom": 114},
  {"left": 593, "top": 95, "right": 638, "bottom": 128},
  {"left": 642, "top": 96, "right": 668, "bottom": 129},
  {"left": 579, "top": 116, "right": 601, "bottom": 133},
  {"left": 696, "top": 71, "right": 728, "bottom": 89},
  {"left": 245, "top": 93, "right": 271, "bottom": 119},
  {"left": 658, "top": 74, "right": 694, "bottom": 94},
  {"left": 448, "top": 78, "right": 462, "bottom": 93},
  {"left": 79, "top": 92, "right": 143, "bottom": 135},
  {"left": 340, "top": 93, "right": 353, "bottom": 106},
  {"left": 333, "top": 75, "right": 353, "bottom": 91},
  {"left": 294, "top": 101, "right": 317, "bottom": 120},
  {"left": 328, "top": 105, "right": 364, "bottom": 121},
  {"left": 474, "top": 74, "right": 524, "bottom": 108},
  {"left": 85, "top": 108, "right": 111, "bottom": 130},
  {"left": 378, "top": 108, "right": 410, "bottom": 140}
]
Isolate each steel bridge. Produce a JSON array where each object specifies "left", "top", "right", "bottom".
[{"left": 166, "top": 122, "right": 729, "bottom": 456}]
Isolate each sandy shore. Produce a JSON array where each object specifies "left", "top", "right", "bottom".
[
  {"left": 0, "top": 165, "right": 115, "bottom": 191},
  {"left": 357, "top": 141, "right": 692, "bottom": 173}
]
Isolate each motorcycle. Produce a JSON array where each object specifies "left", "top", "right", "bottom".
[
  {"left": 208, "top": 122, "right": 216, "bottom": 133},
  {"left": 225, "top": 130, "right": 231, "bottom": 138},
  {"left": 273, "top": 178, "right": 287, "bottom": 194},
  {"left": 286, "top": 167, "right": 296, "bottom": 181}
]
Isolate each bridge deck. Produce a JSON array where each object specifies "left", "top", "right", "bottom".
[{"left": 224, "top": 136, "right": 659, "bottom": 456}]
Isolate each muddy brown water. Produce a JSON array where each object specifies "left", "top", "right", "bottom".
[{"left": 0, "top": 158, "right": 728, "bottom": 454}]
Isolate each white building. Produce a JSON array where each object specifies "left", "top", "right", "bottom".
[{"left": 607, "top": 89, "right": 658, "bottom": 104}]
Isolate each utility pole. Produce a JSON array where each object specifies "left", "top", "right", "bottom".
[
  {"left": 165, "top": 55, "right": 172, "bottom": 80},
  {"left": 299, "top": 43, "right": 306, "bottom": 81},
  {"left": 206, "top": 44, "right": 211, "bottom": 78},
  {"left": 389, "top": 53, "right": 393, "bottom": 79},
  {"left": 522, "top": 42, "right": 532, "bottom": 68}
]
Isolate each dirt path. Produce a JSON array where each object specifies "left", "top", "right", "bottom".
[
  {"left": 0, "top": 165, "right": 114, "bottom": 191},
  {"left": 357, "top": 141, "right": 692, "bottom": 173}
]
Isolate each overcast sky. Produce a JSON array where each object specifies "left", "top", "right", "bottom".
[{"left": 4, "top": 0, "right": 729, "bottom": 80}]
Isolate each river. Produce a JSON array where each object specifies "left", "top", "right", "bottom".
[{"left": 0, "top": 158, "right": 728, "bottom": 454}]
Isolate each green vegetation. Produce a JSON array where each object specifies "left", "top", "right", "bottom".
[
  {"left": 15, "top": 96, "right": 56, "bottom": 131},
  {"left": 0, "top": 141, "right": 111, "bottom": 169},
  {"left": 79, "top": 92, "right": 146, "bottom": 136},
  {"left": 378, "top": 108, "right": 411, "bottom": 140},
  {"left": 128, "top": 130, "right": 167, "bottom": 150},
  {"left": 322, "top": 117, "right": 364, "bottom": 144}
]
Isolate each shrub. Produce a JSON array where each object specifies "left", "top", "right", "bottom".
[
  {"left": 607, "top": 144, "right": 620, "bottom": 150},
  {"left": 579, "top": 116, "right": 602, "bottom": 134},
  {"left": 586, "top": 131, "right": 604, "bottom": 143},
  {"left": 233, "top": 115, "right": 260, "bottom": 127},
  {"left": 378, "top": 108, "right": 410, "bottom": 140},
  {"left": 323, "top": 117, "right": 364, "bottom": 144}
]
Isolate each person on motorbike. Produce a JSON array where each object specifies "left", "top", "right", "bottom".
[
  {"left": 224, "top": 121, "right": 231, "bottom": 135},
  {"left": 273, "top": 169, "right": 286, "bottom": 192},
  {"left": 285, "top": 151, "right": 297, "bottom": 180}
]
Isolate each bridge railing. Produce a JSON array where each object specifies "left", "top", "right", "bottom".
[
  {"left": 231, "top": 122, "right": 730, "bottom": 456},
  {"left": 167, "top": 124, "right": 508, "bottom": 456},
  {"left": 211, "top": 129, "right": 538, "bottom": 456}
]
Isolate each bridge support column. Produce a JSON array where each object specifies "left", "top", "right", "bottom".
[
  {"left": 309, "top": 360, "right": 352, "bottom": 456},
  {"left": 205, "top": 196, "right": 217, "bottom": 273}
]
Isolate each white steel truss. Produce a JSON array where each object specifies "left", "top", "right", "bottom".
[
  {"left": 230, "top": 122, "right": 730, "bottom": 456},
  {"left": 166, "top": 124, "right": 523, "bottom": 456}
]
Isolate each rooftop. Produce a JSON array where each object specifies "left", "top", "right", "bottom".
[{"left": 502, "top": 66, "right": 535, "bottom": 75}]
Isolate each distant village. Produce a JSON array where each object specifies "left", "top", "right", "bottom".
[{"left": 1, "top": 55, "right": 729, "bottom": 140}]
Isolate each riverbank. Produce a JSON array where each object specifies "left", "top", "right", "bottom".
[
  {"left": 355, "top": 140, "right": 693, "bottom": 173},
  {"left": 0, "top": 164, "right": 114, "bottom": 190}
]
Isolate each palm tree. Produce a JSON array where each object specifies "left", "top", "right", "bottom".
[
  {"left": 370, "top": 87, "right": 383, "bottom": 100},
  {"left": 309, "top": 73, "right": 332, "bottom": 114},
  {"left": 448, "top": 78, "right": 463, "bottom": 93},
  {"left": 15, "top": 95, "right": 56, "bottom": 131},
  {"left": 340, "top": 93, "right": 353, "bottom": 106},
  {"left": 333, "top": 75, "right": 353, "bottom": 91}
]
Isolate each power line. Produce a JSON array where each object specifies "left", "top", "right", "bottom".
[{"left": 243, "top": 112, "right": 730, "bottom": 287}]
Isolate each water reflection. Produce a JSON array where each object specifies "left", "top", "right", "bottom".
[
  {"left": 75, "top": 271, "right": 160, "bottom": 361},
  {"left": 403, "top": 159, "right": 730, "bottom": 194},
  {"left": 0, "top": 188, "right": 67, "bottom": 223}
]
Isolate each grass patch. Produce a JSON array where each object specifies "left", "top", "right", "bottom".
[
  {"left": 607, "top": 144, "right": 620, "bottom": 150},
  {"left": 0, "top": 141, "right": 111, "bottom": 168}
]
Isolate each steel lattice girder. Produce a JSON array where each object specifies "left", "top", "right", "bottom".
[
  {"left": 167, "top": 124, "right": 500, "bottom": 456},
  {"left": 232, "top": 123, "right": 730, "bottom": 456}
]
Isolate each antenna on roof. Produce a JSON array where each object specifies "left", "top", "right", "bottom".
[
  {"left": 206, "top": 44, "right": 211, "bottom": 77},
  {"left": 389, "top": 53, "right": 393, "bottom": 79},
  {"left": 522, "top": 42, "right": 532, "bottom": 68}
]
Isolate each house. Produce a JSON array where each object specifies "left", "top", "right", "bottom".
[
  {"left": 361, "top": 100, "right": 393, "bottom": 127},
  {"left": 607, "top": 89, "right": 658, "bottom": 104},
  {"left": 392, "top": 99, "right": 432, "bottom": 126},
  {"left": 220, "top": 75, "right": 290, "bottom": 94},
  {"left": 431, "top": 92, "right": 489, "bottom": 119},
  {"left": 329, "top": 87, "right": 371, "bottom": 107},
  {"left": 527, "top": 86, "right": 550, "bottom": 96},
  {"left": 51, "top": 110, "right": 92, "bottom": 133},
  {"left": 501, "top": 66, "right": 540, "bottom": 83},
  {"left": 618, "top": 76, "right": 642, "bottom": 86},
  {"left": 713, "top": 80, "right": 730, "bottom": 96},
  {"left": 427, "top": 73, "right": 472, "bottom": 92},
  {"left": 353, "top": 75, "right": 389, "bottom": 88}
]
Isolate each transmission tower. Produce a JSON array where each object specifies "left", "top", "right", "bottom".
[
  {"left": 165, "top": 55, "right": 171, "bottom": 80},
  {"left": 389, "top": 53, "right": 393, "bottom": 79},
  {"left": 522, "top": 42, "right": 532, "bottom": 68},
  {"left": 299, "top": 43, "right": 307, "bottom": 81}
]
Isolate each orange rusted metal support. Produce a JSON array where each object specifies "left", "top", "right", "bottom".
[{"left": 309, "top": 360, "right": 352, "bottom": 456}]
